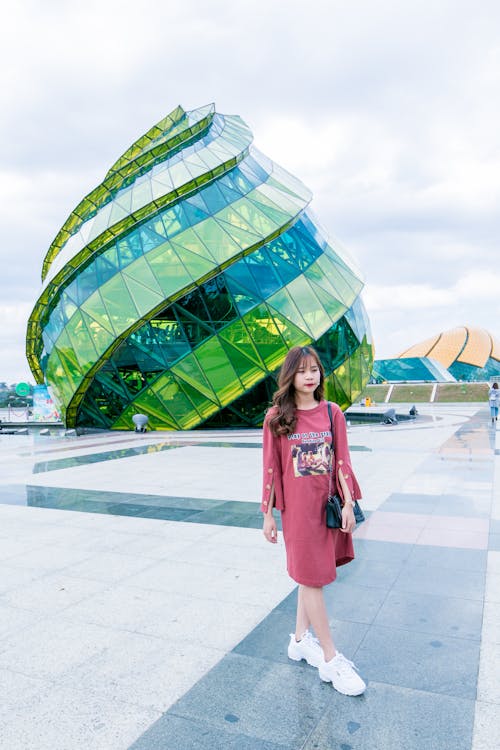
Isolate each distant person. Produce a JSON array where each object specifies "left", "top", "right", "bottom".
[
  {"left": 409, "top": 404, "right": 418, "bottom": 417},
  {"left": 132, "top": 413, "right": 149, "bottom": 433},
  {"left": 488, "top": 383, "right": 499, "bottom": 424}
]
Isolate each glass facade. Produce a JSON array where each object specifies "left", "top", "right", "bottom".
[
  {"left": 27, "top": 104, "right": 374, "bottom": 429},
  {"left": 373, "top": 357, "right": 456, "bottom": 383}
]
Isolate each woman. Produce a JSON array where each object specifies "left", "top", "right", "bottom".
[
  {"left": 262, "top": 345, "right": 366, "bottom": 696},
  {"left": 488, "top": 382, "right": 499, "bottom": 424}
]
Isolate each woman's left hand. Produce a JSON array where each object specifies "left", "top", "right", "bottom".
[{"left": 340, "top": 503, "right": 356, "bottom": 534}]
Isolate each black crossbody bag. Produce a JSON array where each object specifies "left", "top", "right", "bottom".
[{"left": 326, "top": 402, "right": 365, "bottom": 528}]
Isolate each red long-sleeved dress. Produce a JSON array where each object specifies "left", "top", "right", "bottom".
[{"left": 262, "top": 400, "right": 361, "bottom": 587}]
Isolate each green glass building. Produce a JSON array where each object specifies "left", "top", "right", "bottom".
[{"left": 26, "top": 104, "right": 373, "bottom": 430}]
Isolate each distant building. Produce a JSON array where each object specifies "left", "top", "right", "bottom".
[{"left": 394, "top": 326, "right": 500, "bottom": 382}]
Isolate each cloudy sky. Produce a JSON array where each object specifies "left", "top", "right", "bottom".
[{"left": 1, "top": 0, "right": 499, "bottom": 384}]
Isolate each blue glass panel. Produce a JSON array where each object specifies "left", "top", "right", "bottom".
[
  {"left": 182, "top": 200, "right": 210, "bottom": 225},
  {"left": 117, "top": 234, "right": 143, "bottom": 269},
  {"left": 239, "top": 155, "right": 269, "bottom": 182},
  {"left": 217, "top": 179, "right": 244, "bottom": 204},
  {"left": 224, "top": 257, "right": 263, "bottom": 297},
  {"left": 161, "top": 204, "right": 185, "bottom": 236},
  {"left": 138, "top": 225, "right": 167, "bottom": 253},
  {"left": 227, "top": 169, "right": 254, "bottom": 194},
  {"left": 199, "top": 275, "right": 238, "bottom": 330},
  {"left": 245, "top": 249, "right": 282, "bottom": 298},
  {"left": 224, "top": 277, "right": 261, "bottom": 316},
  {"left": 198, "top": 182, "right": 227, "bottom": 214},
  {"left": 265, "top": 240, "right": 300, "bottom": 284},
  {"left": 173, "top": 298, "right": 214, "bottom": 347},
  {"left": 95, "top": 255, "right": 117, "bottom": 286},
  {"left": 300, "top": 211, "right": 328, "bottom": 249},
  {"left": 148, "top": 308, "right": 192, "bottom": 365},
  {"left": 75, "top": 264, "right": 99, "bottom": 305}
]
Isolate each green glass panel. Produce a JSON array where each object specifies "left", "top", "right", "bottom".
[
  {"left": 256, "top": 182, "right": 302, "bottom": 215},
  {"left": 100, "top": 274, "right": 139, "bottom": 335},
  {"left": 247, "top": 193, "right": 291, "bottom": 226},
  {"left": 193, "top": 219, "right": 241, "bottom": 264},
  {"left": 53, "top": 328, "right": 84, "bottom": 382},
  {"left": 46, "top": 349, "right": 75, "bottom": 403},
  {"left": 170, "top": 244, "right": 215, "bottom": 279},
  {"left": 151, "top": 373, "right": 200, "bottom": 428},
  {"left": 216, "top": 219, "right": 261, "bottom": 250},
  {"left": 60, "top": 292, "right": 78, "bottom": 321},
  {"left": 146, "top": 242, "right": 194, "bottom": 297},
  {"left": 174, "top": 377, "right": 219, "bottom": 420},
  {"left": 326, "top": 253, "right": 363, "bottom": 297},
  {"left": 285, "top": 276, "right": 331, "bottom": 338},
  {"left": 171, "top": 227, "right": 216, "bottom": 262},
  {"left": 218, "top": 318, "right": 265, "bottom": 368},
  {"left": 215, "top": 204, "right": 263, "bottom": 238},
  {"left": 64, "top": 310, "right": 98, "bottom": 370},
  {"left": 242, "top": 304, "right": 288, "bottom": 371},
  {"left": 307, "top": 280, "right": 347, "bottom": 323},
  {"left": 123, "top": 256, "right": 163, "bottom": 294},
  {"left": 122, "top": 275, "right": 164, "bottom": 317},
  {"left": 316, "top": 255, "right": 357, "bottom": 306},
  {"left": 171, "top": 352, "right": 218, "bottom": 401},
  {"left": 266, "top": 287, "right": 312, "bottom": 336},
  {"left": 232, "top": 201, "right": 280, "bottom": 236},
  {"left": 54, "top": 346, "right": 81, "bottom": 390},
  {"left": 193, "top": 338, "right": 243, "bottom": 405},
  {"left": 264, "top": 308, "right": 311, "bottom": 351},
  {"left": 219, "top": 337, "right": 266, "bottom": 390},
  {"left": 81, "top": 290, "right": 116, "bottom": 335},
  {"left": 82, "top": 311, "right": 115, "bottom": 352},
  {"left": 136, "top": 386, "right": 182, "bottom": 423}
]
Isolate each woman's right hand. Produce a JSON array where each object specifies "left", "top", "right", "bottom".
[{"left": 263, "top": 514, "right": 278, "bottom": 544}]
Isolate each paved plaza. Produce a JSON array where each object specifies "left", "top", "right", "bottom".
[{"left": 0, "top": 404, "right": 499, "bottom": 749}]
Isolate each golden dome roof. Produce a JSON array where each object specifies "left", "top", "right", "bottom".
[{"left": 399, "top": 326, "right": 500, "bottom": 369}]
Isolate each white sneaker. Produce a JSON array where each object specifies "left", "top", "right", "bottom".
[
  {"left": 319, "top": 652, "right": 366, "bottom": 695},
  {"left": 287, "top": 630, "right": 323, "bottom": 668}
]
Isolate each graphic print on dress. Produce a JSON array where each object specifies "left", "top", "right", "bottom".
[{"left": 288, "top": 430, "right": 332, "bottom": 477}]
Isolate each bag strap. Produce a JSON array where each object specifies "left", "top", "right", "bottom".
[{"left": 327, "top": 402, "right": 335, "bottom": 498}]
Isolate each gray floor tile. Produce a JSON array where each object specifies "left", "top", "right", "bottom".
[
  {"left": 373, "top": 590, "right": 484, "bottom": 640},
  {"left": 302, "top": 681, "right": 474, "bottom": 750},
  {"left": 276, "top": 582, "right": 389, "bottom": 626},
  {"left": 489, "top": 532, "right": 500, "bottom": 551},
  {"left": 435, "top": 496, "right": 491, "bottom": 518},
  {"left": 351, "top": 539, "right": 413, "bottom": 563},
  {"left": 233, "top": 608, "right": 369, "bottom": 665},
  {"left": 394, "top": 561, "right": 486, "bottom": 600},
  {"left": 129, "top": 714, "right": 291, "bottom": 750},
  {"left": 322, "top": 581, "right": 389, "bottom": 624},
  {"left": 354, "top": 625, "right": 480, "bottom": 699},
  {"left": 405, "top": 545, "right": 487, "bottom": 572},
  {"left": 166, "top": 652, "right": 329, "bottom": 747},
  {"left": 380, "top": 493, "right": 441, "bottom": 514},
  {"left": 336, "top": 557, "right": 405, "bottom": 589}
]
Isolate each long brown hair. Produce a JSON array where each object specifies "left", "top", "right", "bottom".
[{"left": 268, "top": 346, "right": 325, "bottom": 436}]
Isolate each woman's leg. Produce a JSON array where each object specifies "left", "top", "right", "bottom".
[{"left": 296, "top": 584, "right": 336, "bottom": 661}]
